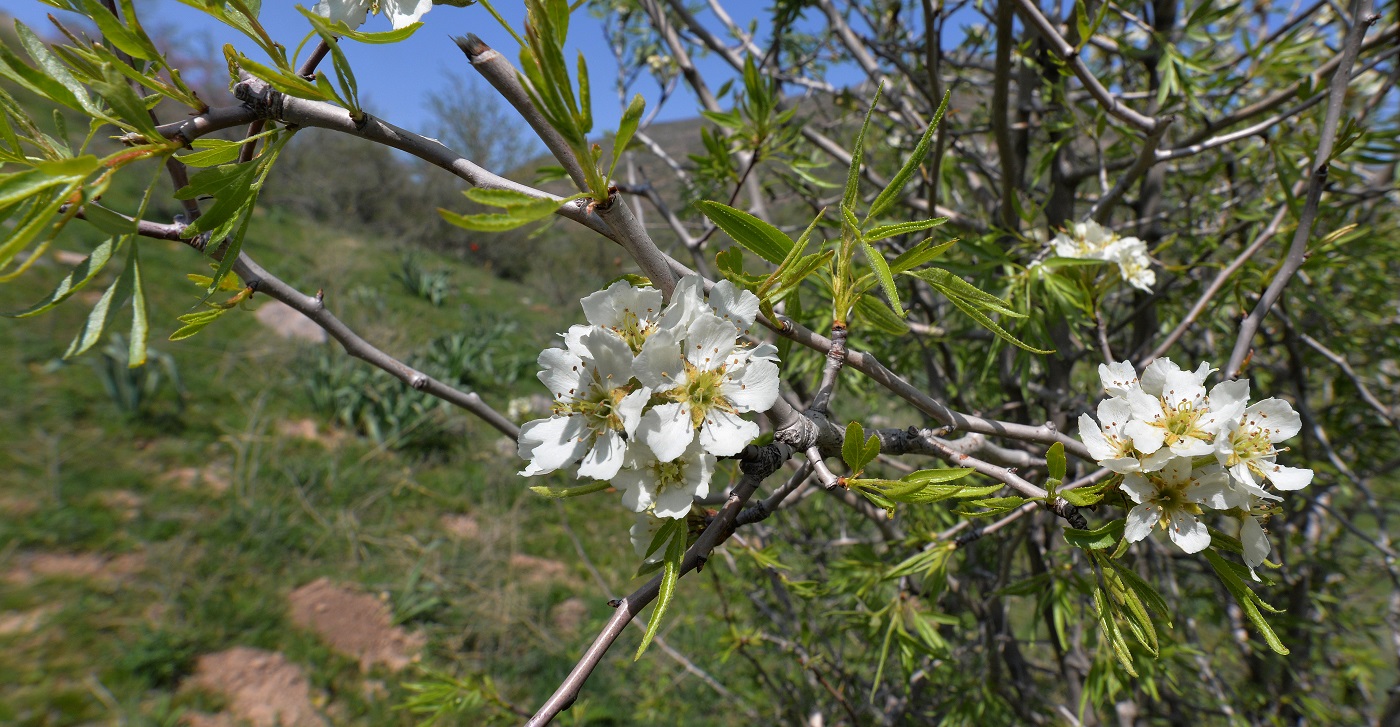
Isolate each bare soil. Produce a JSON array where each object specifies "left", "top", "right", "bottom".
[
  {"left": 184, "top": 647, "right": 326, "bottom": 727},
  {"left": 287, "top": 578, "right": 425, "bottom": 672}
]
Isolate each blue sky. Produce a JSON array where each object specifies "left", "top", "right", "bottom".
[{"left": 5, "top": 0, "right": 885, "bottom": 137}]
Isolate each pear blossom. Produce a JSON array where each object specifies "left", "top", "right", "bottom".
[
  {"left": 1123, "top": 366, "right": 1247, "bottom": 469},
  {"left": 616, "top": 440, "right": 715, "bottom": 519},
  {"left": 578, "top": 280, "right": 666, "bottom": 353},
  {"left": 517, "top": 328, "right": 649, "bottom": 480},
  {"left": 1121, "top": 459, "right": 1231, "bottom": 553},
  {"left": 633, "top": 312, "right": 779, "bottom": 460},
  {"left": 1049, "top": 219, "right": 1156, "bottom": 292},
  {"left": 1098, "top": 360, "right": 1140, "bottom": 397},
  {"left": 1078, "top": 398, "right": 1142, "bottom": 474},
  {"left": 658, "top": 275, "right": 761, "bottom": 336},
  {"left": 312, "top": 0, "right": 431, "bottom": 30},
  {"left": 1214, "top": 398, "right": 1314, "bottom": 492}
]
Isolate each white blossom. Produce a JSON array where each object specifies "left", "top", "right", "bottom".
[
  {"left": 312, "top": 0, "right": 431, "bottom": 30},
  {"left": 1123, "top": 366, "right": 1247, "bottom": 469},
  {"left": 616, "top": 439, "right": 715, "bottom": 519},
  {"left": 1214, "top": 398, "right": 1314, "bottom": 492},
  {"left": 633, "top": 312, "right": 779, "bottom": 460},
  {"left": 1078, "top": 398, "right": 1142, "bottom": 474},
  {"left": 579, "top": 279, "right": 665, "bottom": 353},
  {"left": 517, "top": 328, "right": 649, "bottom": 480},
  {"left": 1049, "top": 219, "right": 1156, "bottom": 292},
  {"left": 1121, "top": 459, "right": 1231, "bottom": 554}
]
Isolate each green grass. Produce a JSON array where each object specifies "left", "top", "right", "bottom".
[{"left": 0, "top": 199, "right": 745, "bottom": 726}]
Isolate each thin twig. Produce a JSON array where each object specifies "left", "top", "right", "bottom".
[{"left": 1225, "top": 6, "right": 1378, "bottom": 377}]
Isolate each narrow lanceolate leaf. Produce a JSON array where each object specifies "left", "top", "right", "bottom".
[
  {"left": 65, "top": 243, "right": 137, "bottom": 358},
  {"left": 295, "top": 6, "right": 422, "bottom": 44},
  {"left": 609, "top": 93, "right": 645, "bottom": 179},
  {"left": 943, "top": 293, "right": 1053, "bottom": 354},
  {"left": 128, "top": 243, "right": 147, "bottom": 367},
  {"left": 168, "top": 307, "right": 227, "bottom": 341},
  {"left": 905, "top": 267, "right": 1023, "bottom": 317},
  {"left": 636, "top": 523, "right": 686, "bottom": 659},
  {"left": 1203, "top": 549, "right": 1289, "bottom": 655},
  {"left": 854, "top": 295, "right": 908, "bottom": 336},
  {"left": 464, "top": 187, "right": 573, "bottom": 209},
  {"left": 865, "top": 217, "right": 948, "bottom": 243},
  {"left": 860, "top": 242, "right": 903, "bottom": 317},
  {"left": 890, "top": 238, "right": 956, "bottom": 274},
  {"left": 438, "top": 203, "right": 559, "bottom": 232},
  {"left": 5, "top": 237, "right": 121, "bottom": 318},
  {"left": 902, "top": 467, "right": 976, "bottom": 486},
  {"left": 867, "top": 89, "right": 950, "bottom": 221},
  {"left": 843, "top": 83, "right": 883, "bottom": 214},
  {"left": 842, "top": 421, "right": 866, "bottom": 473},
  {"left": 695, "top": 200, "right": 793, "bottom": 265}
]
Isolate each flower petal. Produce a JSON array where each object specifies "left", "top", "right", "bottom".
[
  {"left": 577, "top": 429, "right": 627, "bottom": 480},
  {"left": 1244, "top": 398, "right": 1303, "bottom": 442},
  {"left": 1120, "top": 472, "right": 1155, "bottom": 504},
  {"left": 618, "top": 387, "right": 651, "bottom": 437},
  {"left": 633, "top": 327, "right": 683, "bottom": 391},
  {"left": 616, "top": 468, "right": 652, "bottom": 512},
  {"left": 517, "top": 415, "right": 588, "bottom": 475},
  {"left": 1079, "top": 413, "right": 1117, "bottom": 462},
  {"left": 709, "top": 280, "right": 759, "bottom": 333},
  {"left": 684, "top": 314, "right": 738, "bottom": 371},
  {"left": 1266, "top": 464, "right": 1313, "bottom": 491},
  {"left": 639, "top": 402, "right": 696, "bottom": 462},
  {"left": 1124, "top": 503, "right": 1160, "bottom": 542},
  {"left": 1124, "top": 418, "right": 1166, "bottom": 454},
  {"left": 1240, "top": 516, "right": 1271, "bottom": 569},
  {"left": 1098, "top": 361, "right": 1139, "bottom": 397},
  {"left": 383, "top": 0, "right": 431, "bottom": 28},
  {"left": 722, "top": 358, "right": 780, "bottom": 412},
  {"left": 699, "top": 409, "right": 759, "bottom": 457},
  {"left": 580, "top": 327, "right": 634, "bottom": 384},
  {"left": 537, "top": 347, "right": 583, "bottom": 401},
  {"left": 1166, "top": 511, "right": 1211, "bottom": 553}
]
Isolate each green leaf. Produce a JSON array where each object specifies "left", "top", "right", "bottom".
[
  {"left": 958, "top": 495, "right": 1028, "bottom": 515},
  {"left": 842, "top": 420, "right": 865, "bottom": 473},
  {"left": 636, "top": 522, "right": 686, "bottom": 659},
  {"left": 296, "top": 6, "right": 422, "bottom": 43},
  {"left": 843, "top": 84, "right": 883, "bottom": 214},
  {"left": 609, "top": 93, "right": 645, "bottom": 179},
  {"left": 861, "top": 432, "right": 881, "bottom": 473},
  {"left": 867, "top": 89, "right": 949, "bottom": 221},
  {"left": 64, "top": 242, "right": 137, "bottom": 358},
  {"left": 1064, "top": 519, "right": 1125, "bottom": 550},
  {"left": 89, "top": 64, "right": 164, "bottom": 139},
  {"left": 12, "top": 22, "right": 101, "bottom": 117},
  {"left": 1060, "top": 479, "right": 1113, "bottom": 507},
  {"left": 944, "top": 293, "right": 1052, "bottom": 354},
  {"left": 81, "top": 202, "right": 139, "bottom": 235},
  {"left": 1203, "top": 549, "right": 1289, "bottom": 655},
  {"left": 438, "top": 203, "right": 560, "bottom": 232},
  {"left": 901, "top": 467, "right": 977, "bottom": 486},
  {"left": 528, "top": 481, "right": 612, "bottom": 498},
  {"left": 1047, "top": 442, "right": 1066, "bottom": 481},
  {"left": 1094, "top": 583, "right": 1138, "bottom": 676},
  {"left": 695, "top": 200, "right": 793, "bottom": 265},
  {"left": 859, "top": 242, "right": 903, "bottom": 317},
  {"left": 4, "top": 236, "right": 121, "bottom": 318},
  {"left": 79, "top": 0, "right": 157, "bottom": 61},
  {"left": 905, "top": 267, "right": 1023, "bottom": 317},
  {"left": 853, "top": 295, "right": 909, "bottom": 336},
  {"left": 1105, "top": 558, "right": 1172, "bottom": 624},
  {"left": 865, "top": 217, "right": 948, "bottom": 243},
  {"left": 168, "top": 307, "right": 228, "bottom": 341}
]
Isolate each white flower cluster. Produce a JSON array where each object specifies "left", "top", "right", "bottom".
[
  {"left": 1051, "top": 219, "right": 1155, "bottom": 293},
  {"left": 312, "top": 0, "right": 431, "bottom": 30},
  {"left": 518, "top": 276, "right": 780, "bottom": 520},
  {"left": 1079, "top": 358, "right": 1313, "bottom": 571}
]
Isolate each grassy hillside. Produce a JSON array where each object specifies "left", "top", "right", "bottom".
[{"left": 0, "top": 191, "right": 752, "bottom": 725}]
